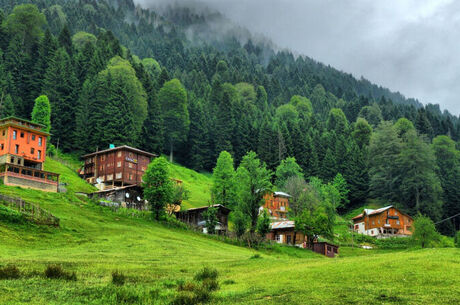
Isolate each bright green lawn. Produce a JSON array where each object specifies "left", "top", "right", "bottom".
[
  {"left": 0, "top": 159, "right": 459, "bottom": 304},
  {"left": 169, "top": 162, "right": 212, "bottom": 209}
]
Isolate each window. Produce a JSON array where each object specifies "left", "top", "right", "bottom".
[
  {"left": 128, "top": 163, "right": 133, "bottom": 168},
  {"left": 372, "top": 220, "right": 375, "bottom": 225},
  {"left": 354, "top": 224, "right": 359, "bottom": 230},
  {"left": 0, "top": 144, "right": 3, "bottom": 150},
  {"left": 2, "top": 130, "right": 5, "bottom": 136},
  {"left": 107, "top": 174, "right": 113, "bottom": 180},
  {"left": 10, "top": 157, "right": 14, "bottom": 163},
  {"left": 396, "top": 220, "right": 400, "bottom": 225},
  {"left": 129, "top": 174, "right": 133, "bottom": 180},
  {"left": 141, "top": 166, "right": 145, "bottom": 171},
  {"left": 117, "top": 151, "right": 122, "bottom": 157},
  {"left": 116, "top": 172, "right": 122, "bottom": 179},
  {"left": 20, "top": 132, "right": 24, "bottom": 138},
  {"left": 15, "top": 144, "right": 19, "bottom": 154},
  {"left": 38, "top": 137, "right": 42, "bottom": 146},
  {"left": 395, "top": 211, "right": 398, "bottom": 216},
  {"left": 117, "top": 161, "right": 121, "bottom": 167},
  {"left": 32, "top": 135, "right": 35, "bottom": 141},
  {"left": 31, "top": 148, "right": 34, "bottom": 154},
  {"left": 37, "top": 150, "right": 41, "bottom": 160},
  {"left": 13, "top": 130, "right": 17, "bottom": 140}
]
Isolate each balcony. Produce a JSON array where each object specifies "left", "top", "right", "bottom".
[{"left": 0, "top": 163, "right": 59, "bottom": 192}]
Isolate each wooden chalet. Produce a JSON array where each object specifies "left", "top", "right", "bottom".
[
  {"left": 175, "top": 204, "right": 231, "bottom": 234},
  {"left": 0, "top": 117, "right": 59, "bottom": 192},
  {"left": 352, "top": 205, "right": 413, "bottom": 238},
  {"left": 81, "top": 145, "right": 156, "bottom": 190},
  {"left": 263, "top": 191, "right": 291, "bottom": 219}
]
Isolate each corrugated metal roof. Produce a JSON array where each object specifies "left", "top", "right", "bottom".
[
  {"left": 82, "top": 145, "right": 157, "bottom": 158},
  {"left": 270, "top": 220, "right": 295, "bottom": 229},
  {"left": 352, "top": 205, "right": 394, "bottom": 220},
  {"left": 274, "top": 191, "right": 291, "bottom": 198}
]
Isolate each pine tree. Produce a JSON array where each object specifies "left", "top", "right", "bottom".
[
  {"left": 58, "top": 24, "right": 73, "bottom": 56},
  {"left": 42, "top": 48, "right": 78, "bottom": 151},
  {"left": 185, "top": 98, "right": 210, "bottom": 171},
  {"left": 0, "top": 94, "right": 15, "bottom": 118},
  {"left": 211, "top": 151, "right": 237, "bottom": 208}
]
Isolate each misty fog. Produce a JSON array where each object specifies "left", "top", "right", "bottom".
[{"left": 136, "top": 0, "right": 460, "bottom": 115}]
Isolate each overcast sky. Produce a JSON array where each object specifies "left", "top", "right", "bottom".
[{"left": 137, "top": 0, "right": 460, "bottom": 115}]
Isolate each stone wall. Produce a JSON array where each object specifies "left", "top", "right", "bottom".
[{"left": 2, "top": 175, "right": 57, "bottom": 192}]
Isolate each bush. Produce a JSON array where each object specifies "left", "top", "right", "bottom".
[
  {"left": 0, "top": 205, "right": 25, "bottom": 224},
  {"left": 0, "top": 265, "right": 20, "bottom": 280},
  {"left": 455, "top": 231, "right": 460, "bottom": 248},
  {"left": 111, "top": 271, "right": 126, "bottom": 286},
  {"left": 193, "top": 267, "right": 218, "bottom": 282},
  {"left": 173, "top": 267, "right": 219, "bottom": 305},
  {"left": 44, "top": 265, "right": 76, "bottom": 281},
  {"left": 374, "top": 237, "right": 412, "bottom": 249},
  {"left": 250, "top": 253, "right": 262, "bottom": 259},
  {"left": 437, "top": 235, "right": 454, "bottom": 248}
]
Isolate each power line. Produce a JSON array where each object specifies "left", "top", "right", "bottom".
[{"left": 435, "top": 212, "right": 460, "bottom": 225}]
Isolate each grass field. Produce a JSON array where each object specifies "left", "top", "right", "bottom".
[{"left": 0, "top": 158, "right": 459, "bottom": 304}]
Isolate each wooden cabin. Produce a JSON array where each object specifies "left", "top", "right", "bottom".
[
  {"left": 266, "top": 220, "right": 339, "bottom": 257},
  {"left": 81, "top": 145, "right": 156, "bottom": 190},
  {"left": 352, "top": 205, "right": 413, "bottom": 238},
  {"left": 263, "top": 191, "right": 291, "bottom": 219},
  {"left": 175, "top": 204, "right": 231, "bottom": 234},
  {"left": 0, "top": 117, "right": 59, "bottom": 192}
]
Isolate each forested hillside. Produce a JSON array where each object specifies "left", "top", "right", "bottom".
[{"left": 0, "top": 0, "right": 459, "bottom": 234}]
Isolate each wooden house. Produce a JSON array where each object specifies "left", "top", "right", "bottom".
[
  {"left": 0, "top": 117, "right": 59, "bottom": 192},
  {"left": 352, "top": 205, "right": 413, "bottom": 238},
  {"left": 263, "top": 191, "right": 291, "bottom": 219},
  {"left": 81, "top": 145, "right": 156, "bottom": 190},
  {"left": 175, "top": 204, "right": 231, "bottom": 234},
  {"left": 266, "top": 220, "right": 339, "bottom": 257}
]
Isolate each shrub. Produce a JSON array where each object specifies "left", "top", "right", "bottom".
[
  {"left": 171, "top": 291, "right": 196, "bottom": 305},
  {"left": 173, "top": 267, "right": 219, "bottom": 305},
  {"left": 0, "top": 265, "right": 20, "bottom": 280},
  {"left": 374, "top": 237, "right": 412, "bottom": 249},
  {"left": 111, "top": 271, "right": 126, "bottom": 286},
  {"left": 202, "top": 278, "right": 219, "bottom": 292},
  {"left": 44, "top": 265, "right": 76, "bottom": 281},
  {"left": 455, "top": 231, "right": 460, "bottom": 248},
  {"left": 250, "top": 253, "right": 262, "bottom": 259},
  {"left": 193, "top": 267, "right": 218, "bottom": 282}
]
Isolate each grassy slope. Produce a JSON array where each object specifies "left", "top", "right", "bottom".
[
  {"left": 0, "top": 158, "right": 459, "bottom": 304},
  {"left": 169, "top": 162, "right": 212, "bottom": 209}
]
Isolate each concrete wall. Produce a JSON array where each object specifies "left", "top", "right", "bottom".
[{"left": 2, "top": 175, "right": 57, "bottom": 192}]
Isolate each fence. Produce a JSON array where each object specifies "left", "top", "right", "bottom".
[{"left": 0, "top": 194, "right": 60, "bottom": 227}]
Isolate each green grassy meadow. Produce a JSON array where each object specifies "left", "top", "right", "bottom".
[{"left": 0, "top": 158, "right": 459, "bottom": 304}]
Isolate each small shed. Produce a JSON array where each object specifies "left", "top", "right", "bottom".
[
  {"left": 312, "top": 241, "right": 339, "bottom": 258},
  {"left": 175, "top": 204, "right": 231, "bottom": 234},
  {"left": 88, "top": 184, "right": 147, "bottom": 210}
]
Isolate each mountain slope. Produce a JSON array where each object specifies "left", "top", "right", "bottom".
[{"left": 0, "top": 158, "right": 459, "bottom": 304}]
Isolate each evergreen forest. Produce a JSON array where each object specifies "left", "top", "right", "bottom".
[{"left": 0, "top": 0, "right": 459, "bottom": 235}]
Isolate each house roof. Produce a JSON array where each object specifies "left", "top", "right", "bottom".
[
  {"left": 270, "top": 220, "right": 295, "bottom": 229},
  {"left": 82, "top": 145, "right": 157, "bottom": 158},
  {"left": 0, "top": 116, "right": 50, "bottom": 136},
  {"left": 179, "top": 204, "right": 231, "bottom": 213},
  {"left": 274, "top": 191, "right": 291, "bottom": 198},
  {"left": 352, "top": 205, "right": 411, "bottom": 220},
  {"left": 90, "top": 184, "right": 142, "bottom": 194}
]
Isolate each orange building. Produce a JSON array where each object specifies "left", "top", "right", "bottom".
[
  {"left": 0, "top": 117, "right": 59, "bottom": 192},
  {"left": 263, "top": 191, "right": 291, "bottom": 219},
  {"left": 352, "top": 206, "right": 413, "bottom": 238}
]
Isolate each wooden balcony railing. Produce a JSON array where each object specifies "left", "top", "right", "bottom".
[{"left": 0, "top": 163, "right": 59, "bottom": 185}]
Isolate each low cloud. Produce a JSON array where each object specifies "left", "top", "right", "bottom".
[{"left": 136, "top": 0, "right": 460, "bottom": 115}]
